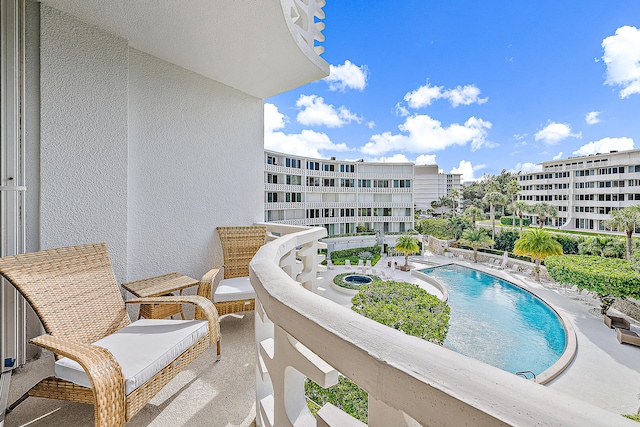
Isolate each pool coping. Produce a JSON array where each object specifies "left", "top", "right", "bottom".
[{"left": 414, "top": 261, "right": 577, "bottom": 385}]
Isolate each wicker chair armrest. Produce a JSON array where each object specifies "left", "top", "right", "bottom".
[
  {"left": 127, "top": 295, "right": 220, "bottom": 345},
  {"left": 30, "top": 334, "right": 126, "bottom": 426},
  {"left": 199, "top": 267, "right": 221, "bottom": 287}
]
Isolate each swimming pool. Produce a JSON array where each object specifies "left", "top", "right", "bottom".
[{"left": 420, "top": 264, "right": 566, "bottom": 377}]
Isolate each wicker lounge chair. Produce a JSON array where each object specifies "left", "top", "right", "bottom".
[
  {"left": 0, "top": 243, "right": 220, "bottom": 427},
  {"left": 197, "top": 225, "right": 266, "bottom": 316},
  {"left": 617, "top": 328, "right": 640, "bottom": 347},
  {"left": 604, "top": 314, "right": 631, "bottom": 330}
]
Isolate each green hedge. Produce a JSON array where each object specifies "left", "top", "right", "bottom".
[
  {"left": 330, "top": 245, "right": 381, "bottom": 260},
  {"left": 500, "top": 216, "right": 530, "bottom": 227},
  {"left": 553, "top": 234, "right": 582, "bottom": 255},
  {"left": 416, "top": 219, "right": 454, "bottom": 239}
]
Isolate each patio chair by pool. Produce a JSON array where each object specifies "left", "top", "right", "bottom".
[
  {"left": 617, "top": 328, "right": 640, "bottom": 347},
  {"left": 0, "top": 243, "right": 220, "bottom": 427},
  {"left": 198, "top": 225, "right": 267, "bottom": 316},
  {"left": 604, "top": 314, "right": 631, "bottom": 330}
]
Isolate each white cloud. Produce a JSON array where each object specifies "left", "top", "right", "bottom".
[
  {"left": 295, "top": 94, "right": 362, "bottom": 128},
  {"left": 602, "top": 26, "right": 640, "bottom": 98},
  {"left": 361, "top": 114, "right": 494, "bottom": 155},
  {"left": 324, "top": 60, "right": 368, "bottom": 92},
  {"left": 264, "top": 103, "right": 350, "bottom": 157},
  {"left": 446, "top": 85, "right": 489, "bottom": 107},
  {"left": 394, "top": 102, "right": 410, "bottom": 117},
  {"left": 510, "top": 162, "right": 542, "bottom": 174},
  {"left": 367, "top": 121, "right": 376, "bottom": 129},
  {"left": 450, "top": 160, "right": 486, "bottom": 182},
  {"left": 572, "top": 137, "right": 634, "bottom": 156},
  {"left": 415, "top": 154, "right": 438, "bottom": 165},
  {"left": 378, "top": 154, "right": 413, "bottom": 163},
  {"left": 403, "top": 81, "right": 488, "bottom": 109},
  {"left": 404, "top": 82, "right": 444, "bottom": 108},
  {"left": 534, "top": 121, "right": 581, "bottom": 145},
  {"left": 552, "top": 152, "right": 563, "bottom": 160},
  {"left": 585, "top": 111, "right": 601, "bottom": 125}
]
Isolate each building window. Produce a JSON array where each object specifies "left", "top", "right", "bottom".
[
  {"left": 267, "top": 156, "right": 276, "bottom": 165},
  {"left": 267, "top": 192, "right": 278, "bottom": 203}
]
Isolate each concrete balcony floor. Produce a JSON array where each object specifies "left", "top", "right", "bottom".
[
  {"left": 4, "top": 313, "right": 256, "bottom": 427},
  {"left": 5, "top": 254, "right": 640, "bottom": 425}
]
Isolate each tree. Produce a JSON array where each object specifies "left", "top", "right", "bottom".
[
  {"left": 545, "top": 255, "right": 640, "bottom": 315},
  {"left": 513, "top": 229, "right": 563, "bottom": 281},
  {"left": 512, "top": 201, "right": 530, "bottom": 233},
  {"left": 579, "top": 236, "right": 621, "bottom": 258},
  {"left": 464, "top": 206, "right": 484, "bottom": 228},
  {"left": 459, "top": 228, "right": 494, "bottom": 263},
  {"left": 505, "top": 180, "right": 521, "bottom": 228},
  {"left": 606, "top": 206, "right": 640, "bottom": 261},
  {"left": 483, "top": 191, "right": 507, "bottom": 241},
  {"left": 395, "top": 234, "right": 420, "bottom": 266},
  {"left": 530, "top": 202, "right": 557, "bottom": 228},
  {"left": 449, "top": 188, "right": 460, "bottom": 216},
  {"left": 447, "top": 216, "right": 469, "bottom": 240}
]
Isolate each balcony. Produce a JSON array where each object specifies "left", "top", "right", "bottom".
[{"left": 5, "top": 224, "right": 640, "bottom": 426}]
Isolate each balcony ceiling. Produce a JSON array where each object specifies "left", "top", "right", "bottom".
[{"left": 40, "top": 0, "right": 329, "bottom": 98}]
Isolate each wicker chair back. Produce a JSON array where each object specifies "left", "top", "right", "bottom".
[
  {"left": 0, "top": 243, "right": 130, "bottom": 349},
  {"left": 217, "top": 226, "right": 267, "bottom": 279}
]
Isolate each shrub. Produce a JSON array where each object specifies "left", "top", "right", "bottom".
[
  {"left": 494, "top": 229, "right": 520, "bottom": 252},
  {"left": 500, "top": 216, "right": 530, "bottom": 227},
  {"left": 357, "top": 251, "right": 373, "bottom": 260},
  {"left": 553, "top": 234, "right": 582, "bottom": 255},
  {"left": 330, "top": 245, "right": 381, "bottom": 260},
  {"left": 416, "top": 219, "right": 453, "bottom": 239},
  {"left": 545, "top": 255, "right": 640, "bottom": 314}
]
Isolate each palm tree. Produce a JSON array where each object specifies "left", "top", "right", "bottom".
[
  {"left": 505, "top": 180, "right": 520, "bottom": 228},
  {"left": 483, "top": 191, "right": 507, "bottom": 241},
  {"left": 513, "top": 229, "right": 563, "bottom": 281},
  {"left": 449, "top": 188, "right": 460, "bottom": 216},
  {"left": 606, "top": 206, "right": 640, "bottom": 260},
  {"left": 430, "top": 200, "right": 441, "bottom": 216},
  {"left": 512, "top": 201, "right": 529, "bottom": 233},
  {"left": 530, "top": 202, "right": 557, "bottom": 229},
  {"left": 394, "top": 234, "right": 420, "bottom": 266},
  {"left": 459, "top": 228, "right": 494, "bottom": 263},
  {"left": 580, "top": 236, "right": 619, "bottom": 258},
  {"left": 463, "top": 206, "right": 484, "bottom": 228}
]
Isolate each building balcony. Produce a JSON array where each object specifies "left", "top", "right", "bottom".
[{"left": 5, "top": 223, "right": 640, "bottom": 426}]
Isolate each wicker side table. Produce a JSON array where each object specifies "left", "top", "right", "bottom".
[{"left": 122, "top": 272, "right": 199, "bottom": 319}]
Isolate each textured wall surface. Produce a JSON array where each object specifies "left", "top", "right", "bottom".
[
  {"left": 127, "top": 49, "right": 264, "bottom": 280},
  {"left": 39, "top": 6, "right": 129, "bottom": 280}
]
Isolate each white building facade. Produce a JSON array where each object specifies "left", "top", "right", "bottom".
[
  {"left": 264, "top": 150, "right": 415, "bottom": 236},
  {"left": 413, "top": 164, "right": 462, "bottom": 214},
  {"left": 518, "top": 149, "right": 640, "bottom": 230}
]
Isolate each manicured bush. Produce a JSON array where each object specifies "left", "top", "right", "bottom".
[
  {"left": 500, "top": 216, "right": 530, "bottom": 227},
  {"left": 494, "top": 229, "right": 520, "bottom": 252},
  {"left": 416, "top": 218, "right": 454, "bottom": 239},
  {"left": 331, "top": 245, "right": 381, "bottom": 260},
  {"left": 545, "top": 255, "right": 640, "bottom": 314},
  {"left": 553, "top": 234, "right": 582, "bottom": 255}
]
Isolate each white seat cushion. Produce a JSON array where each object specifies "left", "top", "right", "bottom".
[
  {"left": 214, "top": 276, "right": 255, "bottom": 303},
  {"left": 54, "top": 319, "right": 208, "bottom": 395}
]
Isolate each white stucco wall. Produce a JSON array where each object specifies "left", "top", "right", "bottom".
[
  {"left": 127, "top": 49, "right": 264, "bottom": 280},
  {"left": 37, "top": 5, "right": 264, "bottom": 282},
  {"left": 39, "top": 5, "right": 129, "bottom": 280}
]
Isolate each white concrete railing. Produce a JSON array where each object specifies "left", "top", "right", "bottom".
[
  {"left": 286, "top": 0, "right": 326, "bottom": 55},
  {"left": 250, "top": 225, "right": 633, "bottom": 426}
]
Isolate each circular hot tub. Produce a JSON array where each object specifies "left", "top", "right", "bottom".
[{"left": 344, "top": 275, "right": 373, "bottom": 286}]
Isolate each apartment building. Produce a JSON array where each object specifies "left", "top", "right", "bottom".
[
  {"left": 264, "top": 150, "right": 415, "bottom": 235},
  {"left": 518, "top": 149, "right": 640, "bottom": 230},
  {"left": 414, "top": 165, "right": 462, "bottom": 213}
]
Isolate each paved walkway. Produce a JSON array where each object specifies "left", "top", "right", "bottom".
[{"left": 318, "top": 253, "right": 640, "bottom": 417}]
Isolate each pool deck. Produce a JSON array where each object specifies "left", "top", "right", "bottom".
[{"left": 318, "top": 253, "right": 640, "bottom": 417}]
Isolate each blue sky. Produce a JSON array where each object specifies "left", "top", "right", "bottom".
[{"left": 265, "top": 1, "right": 640, "bottom": 182}]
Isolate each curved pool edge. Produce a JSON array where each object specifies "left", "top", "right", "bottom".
[
  {"left": 411, "top": 268, "right": 449, "bottom": 302},
  {"left": 416, "top": 261, "right": 577, "bottom": 385}
]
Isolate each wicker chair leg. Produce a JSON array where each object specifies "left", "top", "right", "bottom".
[
  {"left": 216, "top": 340, "right": 221, "bottom": 361},
  {"left": 6, "top": 391, "right": 29, "bottom": 413}
]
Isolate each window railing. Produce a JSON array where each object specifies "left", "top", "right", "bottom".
[{"left": 251, "top": 224, "right": 630, "bottom": 426}]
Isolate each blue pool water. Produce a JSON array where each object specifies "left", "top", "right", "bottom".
[
  {"left": 344, "top": 275, "right": 372, "bottom": 285},
  {"left": 421, "top": 264, "right": 566, "bottom": 376}
]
